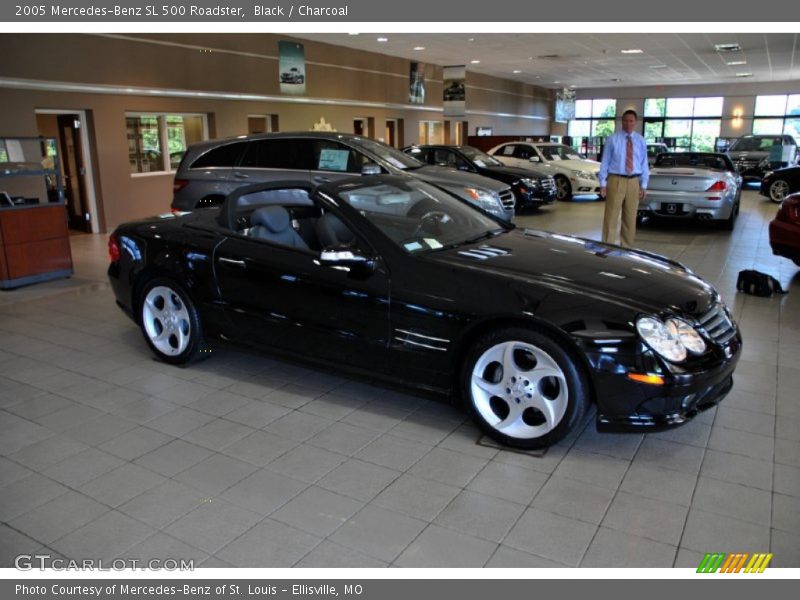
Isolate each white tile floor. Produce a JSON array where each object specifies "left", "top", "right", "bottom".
[{"left": 1, "top": 187, "right": 799, "bottom": 568}]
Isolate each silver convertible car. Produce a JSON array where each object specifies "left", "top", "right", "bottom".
[{"left": 639, "top": 152, "right": 743, "bottom": 231}]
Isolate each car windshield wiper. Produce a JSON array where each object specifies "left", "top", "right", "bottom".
[{"left": 462, "top": 228, "right": 507, "bottom": 245}]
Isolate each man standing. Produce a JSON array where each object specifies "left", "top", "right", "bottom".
[{"left": 598, "top": 109, "right": 649, "bottom": 247}]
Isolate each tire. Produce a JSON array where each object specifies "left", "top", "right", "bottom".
[
  {"left": 769, "top": 179, "right": 790, "bottom": 203},
  {"left": 719, "top": 201, "right": 738, "bottom": 231},
  {"left": 554, "top": 176, "right": 572, "bottom": 201},
  {"left": 462, "top": 326, "right": 590, "bottom": 449},
  {"left": 138, "top": 278, "right": 207, "bottom": 365}
]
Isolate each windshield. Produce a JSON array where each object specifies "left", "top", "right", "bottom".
[
  {"left": 336, "top": 179, "right": 506, "bottom": 254},
  {"left": 729, "top": 136, "right": 782, "bottom": 152},
  {"left": 351, "top": 137, "right": 424, "bottom": 171},
  {"left": 538, "top": 144, "right": 585, "bottom": 161},
  {"left": 459, "top": 146, "right": 504, "bottom": 167}
]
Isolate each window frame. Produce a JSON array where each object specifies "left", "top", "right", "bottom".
[{"left": 126, "top": 111, "right": 208, "bottom": 177}]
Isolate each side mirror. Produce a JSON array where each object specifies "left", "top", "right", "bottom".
[
  {"left": 361, "top": 164, "right": 381, "bottom": 176},
  {"left": 319, "top": 248, "right": 377, "bottom": 276}
]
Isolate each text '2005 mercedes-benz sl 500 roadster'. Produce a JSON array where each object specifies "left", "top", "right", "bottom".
[{"left": 109, "top": 175, "right": 741, "bottom": 448}]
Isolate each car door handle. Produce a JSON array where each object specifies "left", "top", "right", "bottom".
[
  {"left": 218, "top": 257, "right": 246, "bottom": 267},
  {"left": 233, "top": 172, "right": 250, "bottom": 179}
]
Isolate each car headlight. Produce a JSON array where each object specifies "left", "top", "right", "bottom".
[
  {"left": 763, "top": 171, "right": 774, "bottom": 179},
  {"left": 519, "top": 178, "right": 537, "bottom": 187},
  {"left": 463, "top": 187, "right": 503, "bottom": 216},
  {"left": 635, "top": 316, "right": 706, "bottom": 362},
  {"left": 571, "top": 170, "right": 595, "bottom": 180}
]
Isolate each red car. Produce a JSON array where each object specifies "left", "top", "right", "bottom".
[{"left": 770, "top": 192, "right": 800, "bottom": 265}]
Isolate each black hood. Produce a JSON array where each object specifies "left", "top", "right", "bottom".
[
  {"left": 425, "top": 228, "right": 717, "bottom": 317},
  {"left": 475, "top": 164, "right": 550, "bottom": 183}
]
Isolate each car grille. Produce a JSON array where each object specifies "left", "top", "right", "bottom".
[
  {"left": 499, "top": 189, "right": 515, "bottom": 210},
  {"left": 696, "top": 302, "right": 737, "bottom": 345},
  {"left": 540, "top": 177, "right": 556, "bottom": 191},
  {"left": 734, "top": 159, "right": 759, "bottom": 172}
]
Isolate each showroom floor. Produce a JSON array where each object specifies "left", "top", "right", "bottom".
[{"left": 1, "top": 188, "right": 799, "bottom": 569}]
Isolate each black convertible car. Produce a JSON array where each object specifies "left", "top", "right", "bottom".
[
  {"left": 109, "top": 175, "right": 741, "bottom": 448},
  {"left": 403, "top": 144, "right": 557, "bottom": 209},
  {"left": 761, "top": 165, "right": 800, "bottom": 203}
]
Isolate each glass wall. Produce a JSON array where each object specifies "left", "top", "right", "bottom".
[
  {"left": 126, "top": 113, "right": 206, "bottom": 174},
  {"left": 642, "top": 97, "right": 722, "bottom": 151},
  {"left": 753, "top": 94, "right": 800, "bottom": 139},
  {"left": 568, "top": 99, "right": 616, "bottom": 149}
]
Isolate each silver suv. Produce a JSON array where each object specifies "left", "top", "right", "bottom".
[{"left": 172, "top": 132, "right": 515, "bottom": 220}]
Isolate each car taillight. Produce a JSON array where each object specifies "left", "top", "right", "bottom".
[
  {"left": 706, "top": 180, "right": 727, "bottom": 191},
  {"left": 173, "top": 178, "right": 189, "bottom": 195},
  {"left": 108, "top": 233, "right": 120, "bottom": 263}
]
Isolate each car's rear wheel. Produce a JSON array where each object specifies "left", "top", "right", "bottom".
[
  {"left": 139, "top": 278, "right": 206, "bottom": 365},
  {"left": 769, "top": 179, "right": 790, "bottom": 203},
  {"left": 463, "top": 327, "right": 589, "bottom": 449},
  {"left": 719, "top": 200, "right": 739, "bottom": 231},
  {"left": 554, "top": 176, "right": 572, "bottom": 201}
]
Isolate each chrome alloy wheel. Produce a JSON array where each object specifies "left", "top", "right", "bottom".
[
  {"left": 770, "top": 180, "right": 790, "bottom": 203},
  {"left": 142, "top": 285, "right": 191, "bottom": 356},
  {"left": 555, "top": 177, "right": 570, "bottom": 200},
  {"left": 470, "top": 340, "right": 569, "bottom": 439}
]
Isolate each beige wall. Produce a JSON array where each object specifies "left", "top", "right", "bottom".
[{"left": 0, "top": 33, "right": 554, "bottom": 231}]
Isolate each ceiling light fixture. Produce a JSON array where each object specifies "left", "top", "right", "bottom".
[
  {"left": 715, "top": 43, "right": 741, "bottom": 52},
  {"left": 376, "top": 37, "right": 388, "bottom": 42},
  {"left": 413, "top": 46, "right": 425, "bottom": 51},
  {"left": 470, "top": 60, "right": 481, "bottom": 64},
  {"left": 512, "top": 70, "right": 522, "bottom": 74},
  {"left": 726, "top": 60, "right": 747, "bottom": 66},
  {"left": 649, "top": 64, "right": 668, "bottom": 69},
  {"left": 735, "top": 72, "right": 753, "bottom": 77},
  {"left": 621, "top": 49, "right": 644, "bottom": 54},
  {"left": 348, "top": 33, "right": 359, "bottom": 36}
]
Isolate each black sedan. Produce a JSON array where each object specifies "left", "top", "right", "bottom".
[
  {"left": 761, "top": 165, "right": 800, "bottom": 203},
  {"left": 403, "top": 144, "right": 557, "bottom": 210},
  {"left": 108, "top": 176, "right": 741, "bottom": 449}
]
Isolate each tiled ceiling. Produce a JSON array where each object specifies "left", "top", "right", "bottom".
[{"left": 297, "top": 33, "right": 800, "bottom": 89}]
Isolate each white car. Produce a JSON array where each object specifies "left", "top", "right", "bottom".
[{"left": 488, "top": 142, "right": 601, "bottom": 201}]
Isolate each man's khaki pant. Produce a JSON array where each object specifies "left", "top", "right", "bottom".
[{"left": 602, "top": 175, "right": 640, "bottom": 247}]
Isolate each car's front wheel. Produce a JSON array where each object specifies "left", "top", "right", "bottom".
[
  {"left": 554, "top": 176, "right": 572, "bottom": 201},
  {"left": 463, "top": 327, "right": 589, "bottom": 449},
  {"left": 139, "top": 278, "right": 206, "bottom": 365},
  {"left": 769, "top": 179, "right": 790, "bottom": 203}
]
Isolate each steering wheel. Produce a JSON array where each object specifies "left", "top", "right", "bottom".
[{"left": 412, "top": 210, "right": 452, "bottom": 238}]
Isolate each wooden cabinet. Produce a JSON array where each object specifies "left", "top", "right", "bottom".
[{"left": 0, "top": 205, "right": 74, "bottom": 289}]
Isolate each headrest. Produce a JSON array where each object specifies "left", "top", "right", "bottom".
[{"left": 251, "top": 206, "right": 290, "bottom": 233}]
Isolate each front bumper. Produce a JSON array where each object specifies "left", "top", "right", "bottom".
[
  {"left": 584, "top": 328, "right": 742, "bottom": 433},
  {"left": 571, "top": 176, "right": 601, "bottom": 195},
  {"left": 514, "top": 185, "right": 556, "bottom": 207},
  {"left": 769, "top": 218, "right": 800, "bottom": 262}
]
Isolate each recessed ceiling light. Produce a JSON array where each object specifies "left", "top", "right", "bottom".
[
  {"left": 468, "top": 38, "right": 475, "bottom": 42},
  {"left": 715, "top": 43, "right": 741, "bottom": 52},
  {"left": 621, "top": 49, "right": 643, "bottom": 54},
  {"left": 512, "top": 70, "right": 522, "bottom": 74},
  {"left": 735, "top": 72, "right": 753, "bottom": 77},
  {"left": 553, "top": 81, "right": 561, "bottom": 84},
  {"left": 348, "top": 33, "right": 359, "bottom": 36},
  {"left": 570, "top": 84, "right": 577, "bottom": 88},
  {"left": 470, "top": 60, "right": 481, "bottom": 64},
  {"left": 649, "top": 64, "right": 668, "bottom": 69},
  {"left": 413, "top": 46, "right": 425, "bottom": 51},
  {"left": 376, "top": 37, "right": 388, "bottom": 42},
  {"left": 727, "top": 60, "right": 747, "bottom": 66}
]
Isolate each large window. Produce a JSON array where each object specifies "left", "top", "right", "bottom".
[
  {"left": 568, "top": 99, "right": 616, "bottom": 149},
  {"left": 126, "top": 113, "right": 206, "bottom": 175},
  {"left": 418, "top": 121, "right": 444, "bottom": 144},
  {"left": 753, "top": 94, "right": 800, "bottom": 139},
  {"left": 643, "top": 97, "right": 722, "bottom": 152}
]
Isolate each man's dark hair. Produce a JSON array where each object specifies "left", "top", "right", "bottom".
[{"left": 622, "top": 109, "right": 638, "bottom": 119}]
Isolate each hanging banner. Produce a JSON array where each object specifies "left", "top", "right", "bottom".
[
  {"left": 443, "top": 65, "right": 466, "bottom": 117},
  {"left": 409, "top": 62, "right": 427, "bottom": 105},
  {"left": 279, "top": 41, "right": 306, "bottom": 95}
]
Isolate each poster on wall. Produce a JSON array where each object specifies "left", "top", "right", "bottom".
[
  {"left": 554, "top": 87, "right": 576, "bottom": 123},
  {"left": 409, "top": 62, "right": 426, "bottom": 104},
  {"left": 443, "top": 65, "right": 466, "bottom": 117},
  {"left": 279, "top": 41, "right": 306, "bottom": 96}
]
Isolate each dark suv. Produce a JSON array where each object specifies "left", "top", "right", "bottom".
[
  {"left": 403, "top": 144, "right": 556, "bottom": 209},
  {"left": 726, "top": 134, "right": 799, "bottom": 181},
  {"left": 172, "top": 133, "right": 515, "bottom": 220}
]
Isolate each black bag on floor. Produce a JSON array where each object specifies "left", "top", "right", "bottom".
[{"left": 736, "top": 269, "right": 785, "bottom": 297}]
